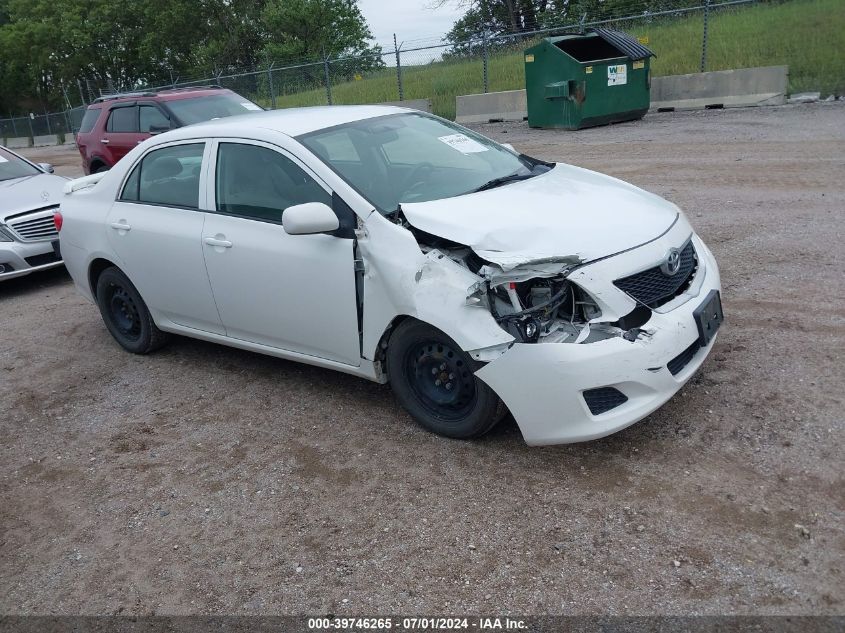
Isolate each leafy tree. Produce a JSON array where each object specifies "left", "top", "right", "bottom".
[{"left": 0, "top": 0, "right": 380, "bottom": 114}]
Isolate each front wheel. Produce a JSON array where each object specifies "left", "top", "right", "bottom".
[
  {"left": 95, "top": 267, "right": 169, "bottom": 354},
  {"left": 386, "top": 320, "right": 503, "bottom": 439}
]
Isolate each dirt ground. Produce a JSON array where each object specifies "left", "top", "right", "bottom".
[{"left": 2, "top": 103, "right": 843, "bottom": 616}]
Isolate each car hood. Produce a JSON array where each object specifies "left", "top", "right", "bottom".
[
  {"left": 401, "top": 163, "right": 680, "bottom": 269},
  {"left": 0, "top": 173, "right": 68, "bottom": 221}
]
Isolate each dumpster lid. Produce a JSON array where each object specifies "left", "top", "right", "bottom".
[{"left": 590, "top": 28, "right": 655, "bottom": 61}]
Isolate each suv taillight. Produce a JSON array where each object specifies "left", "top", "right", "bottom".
[{"left": 53, "top": 210, "right": 63, "bottom": 232}]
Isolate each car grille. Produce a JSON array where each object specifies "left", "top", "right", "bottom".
[
  {"left": 7, "top": 209, "right": 59, "bottom": 242},
  {"left": 614, "top": 240, "right": 697, "bottom": 308},
  {"left": 583, "top": 387, "right": 628, "bottom": 415},
  {"left": 667, "top": 340, "right": 700, "bottom": 376}
]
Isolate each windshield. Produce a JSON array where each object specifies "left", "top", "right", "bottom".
[
  {"left": 298, "top": 113, "right": 549, "bottom": 213},
  {"left": 0, "top": 147, "right": 40, "bottom": 181},
  {"left": 165, "top": 93, "right": 262, "bottom": 125}
]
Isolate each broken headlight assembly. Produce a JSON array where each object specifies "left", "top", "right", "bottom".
[{"left": 487, "top": 276, "right": 604, "bottom": 344}]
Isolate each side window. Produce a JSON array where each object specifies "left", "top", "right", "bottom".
[
  {"left": 139, "top": 105, "right": 170, "bottom": 133},
  {"left": 106, "top": 106, "right": 137, "bottom": 133},
  {"left": 215, "top": 143, "right": 331, "bottom": 223},
  {"left": 119, "top": 143, "right": 205, "bottom": 208}
]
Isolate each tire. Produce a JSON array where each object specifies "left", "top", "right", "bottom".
[
  {"left": 386, "top": 320, "right": 503, "bottom": 439},
  {"left": 95, "top": 267, "right": 169, "bottom": 354}
]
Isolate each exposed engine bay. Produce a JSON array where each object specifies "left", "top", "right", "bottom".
[{"left": 402, "top": 220, "right": 649, "bottom": 346}]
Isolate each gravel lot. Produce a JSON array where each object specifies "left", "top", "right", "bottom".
[{"left": 2, "top": 103, "right": 843, "bottom": 616}]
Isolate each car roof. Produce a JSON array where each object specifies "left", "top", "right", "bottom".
[{"left": 160, "top": 105, "right": 419, "bottom": 139}]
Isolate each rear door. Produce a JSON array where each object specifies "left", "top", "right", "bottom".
[
  {"left": 200, "top": 139, "right": 360, "bottom": 365},
  {"left": 106, "top": 140, "right": 224, "bottom": 334},
  {"left": 102, "top": 104, "right": 144, "bottom": 165}
]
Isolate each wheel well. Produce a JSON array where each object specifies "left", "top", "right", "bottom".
[
  {"left": 88, "top": 258, "right": 117, "bottom": 298},
  {"left": 89, "top": 158, "right": 107, "bottom": 172}
]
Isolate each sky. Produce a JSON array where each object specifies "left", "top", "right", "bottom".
[{"left": 357, "top": 0, "right": 463, "bottom": 47}]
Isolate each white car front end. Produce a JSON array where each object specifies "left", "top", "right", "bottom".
[
  {"left": 475, "top": 227, "right": 721, "bottom": 445},
  {"left": 0, "top": 145, "right": 67, "bottom": 281}
]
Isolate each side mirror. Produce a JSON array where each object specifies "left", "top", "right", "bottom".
[
  {"left": 148, "top": 124, "right": 170, "bottom": 135},
  {"left": 282, "top": 202, "right": 339, "bottom": 235},
  {"left": 501, "top": 143, "right": 516, "bottom": 153},
  {"left": 38, "top": 163, "right": 55, "bottom": 173}
]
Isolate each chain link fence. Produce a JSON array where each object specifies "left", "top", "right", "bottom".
[{"left": 3, "top": 0, "right": 836, "bottom": 143}]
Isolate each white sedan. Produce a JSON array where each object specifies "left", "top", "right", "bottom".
[{"left": 58, "top": 106, "right": 723, "bottom": 445}]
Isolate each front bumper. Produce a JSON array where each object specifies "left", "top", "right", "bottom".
[
  {"left": 0, "top": 240, "right": 63, "bottom": 281},
  {"left": 475, "top": 232, "right": 722, "bottom": 446}
]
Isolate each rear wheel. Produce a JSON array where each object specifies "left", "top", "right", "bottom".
[
  {"left": 95, "top": 267, "right": 169, "bottom": 354},
  {"left": 386, "top": 320, "right": 502, "bottom": 439}
]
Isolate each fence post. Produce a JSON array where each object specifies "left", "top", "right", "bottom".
[
  {"left": 10, "top": 113, "right": 18, "bottom": 137},
  {"left": 394, "top": 34, "right": 404, "bottom": 101},
  {"left": 267, "top": 62, "right": 277, "bottom": 109},
  {"left": 482, "top": 29, "right": 490, "bottom": 94},
  {"left": 700, "top": 0, "right": 710, "bottom": 72},
  {"left": 26, "top": 114, "right": 35, "bottom": 144},
  {"left": 323, "top": 53, "right": 333, "bottom": 105},
  {"left": 77, "top": 79, "right": 86, "bottom": 106}
]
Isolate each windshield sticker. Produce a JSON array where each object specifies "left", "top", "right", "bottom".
[
  {"left": 608, "top": 64, "right": 627, "bottom": 86},
  {"left": 0, "top": 155, "right": 7, "bottom": 163},
  {"left": 240, "top": 102, "right": 262, "bottom": 111},
  {"left": 438, "top": 134, "right": 489, "bottom": 154}
]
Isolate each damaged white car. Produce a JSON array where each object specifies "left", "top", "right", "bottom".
[{"left": 58, "top": 106, "right": 723, "bottom": 445}]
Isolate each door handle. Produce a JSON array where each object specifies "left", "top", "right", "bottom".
[
  {"left": 203, "top": 237, "right": 232, "bottom": 248},
  {"left": 110, "top": 222, "right": 131, "bottom": 231},
  {"left": 100, "top": 139, "right": 109, "bottom": 144}
]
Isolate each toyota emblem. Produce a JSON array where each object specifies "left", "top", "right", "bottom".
[{"left": 660, "top": 248, "right": 682, "bottom": 276}]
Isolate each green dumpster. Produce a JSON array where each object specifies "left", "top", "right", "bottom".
[{"left": 525, "top": 28, "right": 655, "bottom": 130}]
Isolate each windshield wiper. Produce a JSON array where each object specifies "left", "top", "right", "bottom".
[{"left": 471, "top": 172, "right": 535, "bottom": 193}]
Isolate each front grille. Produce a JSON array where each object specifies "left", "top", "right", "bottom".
[
  {"left": 583, "top": 387, "right": 628, "bottom": 415},
  {"left": 614, "top": 240, "right": 697, "bottom": 308},
  {"left": 24, "top": 251, "right": 61, "bottom": 267},
  {"left": 667, "top": 340, "right": 700, "bottom": 376},
  {"left": 7, "top": 210, "right": 59, "bottom": 242}
]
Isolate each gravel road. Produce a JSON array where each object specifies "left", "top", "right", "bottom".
[{"left": 2, "top": 103, "right": 843, "bottom": 615}]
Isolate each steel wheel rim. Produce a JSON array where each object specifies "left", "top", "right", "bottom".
[
  {"left": 405, "top": 340, "right": 477, "bottom": 421},
  {"left": 108, "top": 285, "right": 142, "bottom": 340}
]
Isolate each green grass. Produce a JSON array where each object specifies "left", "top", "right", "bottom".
[{"left": 269, "top": 0, "right": 844, "bottom": 119}]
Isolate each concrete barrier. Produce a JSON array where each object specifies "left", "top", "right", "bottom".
[
  {"left": 453, "top": 66, "right": 789, "bottom": 123},
  {"left": 380, "top": 98, "right": 432, "bottom": 112},
  {"left": 456, "top": 89, "right": 527, "bottom": 124},
  {"left": 5, "top": 137, "right": 30, "bottom": 149},
  {"left": 32, "top": 135, "right": 60, "bottom": 147},
  {"left": 650, "top": 66, "right": 788, "bottom": 111}
]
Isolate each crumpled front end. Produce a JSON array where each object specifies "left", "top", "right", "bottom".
[{"left": 473, "top": 218, "right": 722, "bottom": 445}]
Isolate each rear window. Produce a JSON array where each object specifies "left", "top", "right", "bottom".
[
  {"left": 78, "top": 108, "right": 101, "bottom": 134},
  {"left": 165, "top": 94, "right": 262, "bottom": 125}
]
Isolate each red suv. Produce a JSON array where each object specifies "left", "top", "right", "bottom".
[{"left": 75, "top": 86, "right": 263, "bottom": 174}]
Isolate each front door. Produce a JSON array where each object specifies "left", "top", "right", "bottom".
[
  {"left": 106, "top": 140, "right": 224, "bottom": 334},
  {"left": 201, "top": 140, "right": 360, "bottom": 365}
]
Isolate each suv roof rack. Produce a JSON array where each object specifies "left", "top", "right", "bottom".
[
  {"left": 91, "top": 84, "right": 225, "bottom": 104},
  {"left": 92, "top": 92, "right": 156, "bottom": 103}
]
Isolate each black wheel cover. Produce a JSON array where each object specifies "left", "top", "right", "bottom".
[{"left": 404, "top": 339, "right": 477, "bottom": 421}]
